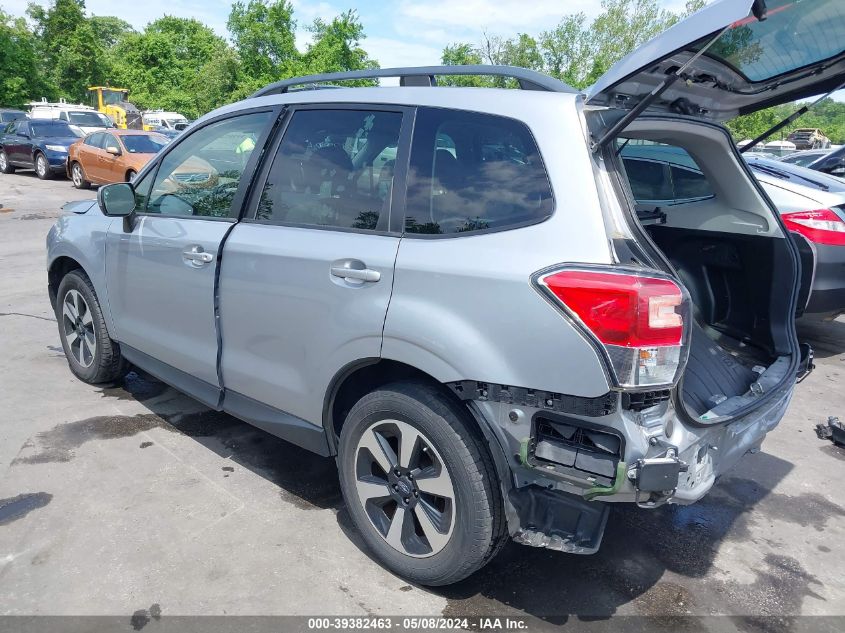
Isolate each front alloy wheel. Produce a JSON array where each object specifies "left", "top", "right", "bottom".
[
  {"left": 55, "top": 270, "right": 126, "bottom": 384},
  {"left": 62, "top": 289, "right": 96, "bottom": 367},
  {"left": 355, "top": 419, "right": 455, "bottom": 557}
]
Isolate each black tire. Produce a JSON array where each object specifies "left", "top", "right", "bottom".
[
  {"left": 337, "top": 381, "right": 507, "bottom": 586},
  {"left": 71, "top": 162, "right": 90, "bottom": 189},
  {"left": 55, "top": 270, "right": 126, "bottom": 384},
  {"left": 126, "top": 169, "right": 137, "bottom": 182},
  {"left": 0, "top": 149, "right": 14, "bottom": 174},
  {"left": 35, "top": 153, "right": 53, "bottom": 180}
]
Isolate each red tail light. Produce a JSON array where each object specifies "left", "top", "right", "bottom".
[
  {"left": 536, "top": 269, "right": 688, "bottom": 389},
  {"left": 541, "top": 271, "right": 683, "bottom": 347},
  {"left": 782, "top": 209, "right": 845, "bottom": 246}
]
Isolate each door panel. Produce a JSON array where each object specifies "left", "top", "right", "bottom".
[
  {"left": 219, "top": 225, "right": 400, "bottom": 424},
  {"left": 218, "top": 106, "right": 408, "bottom": 426},
  {"left": 8, "top": 123, "right": 31, "bottom": 164},
  {"left": 106, "top": 217, "right": 231, "bottom": 389},
  {"left": 82, "top": 133, "right": 106, "bottom": 182},
  {"left": 98, "top": 133, "right": 121, "bottom": 182},
  {"left": 104, "top": 110, "right": 276, "bottom": 399}
]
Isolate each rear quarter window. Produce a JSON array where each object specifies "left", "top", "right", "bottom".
[{"left": 404, "top": 108, "right": 553, "bottom": 235}]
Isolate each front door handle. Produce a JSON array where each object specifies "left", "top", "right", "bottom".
[
  {"left": 331, "top": 259, "right": 381, "bottom": 283},
  {"left": 182, "top": 246, "right": 214, "bottom": 265}
]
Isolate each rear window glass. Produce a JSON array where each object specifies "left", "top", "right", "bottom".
[
  {"left": 747, "top": 156, "right": 845, "bottom": 193},
  {"left": 122, "top": 134, "right": 169, "bottom": 154},
  {"left": 404, "top": 108, "right": 553, "bottom": 235},
  {"left": 698, "top": 0, "right": 844, "bottom": 82}
]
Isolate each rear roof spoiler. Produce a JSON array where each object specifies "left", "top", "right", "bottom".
[{"left": 250, "top": 65, "right": 577, "bottom": 97}]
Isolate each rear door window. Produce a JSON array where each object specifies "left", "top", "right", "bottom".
[
  {"left": 256, "top": 108, "right": 403, "bottom": 231},
  {"left": 623, "top": 159, "right": 673, "bottom": 203},
  {"left": 85, "top": 133, "right": 104, "bottom": 148},
  {"left": 404, "top": 108, "right": 553, "bottom": 235},
  {"left": 102, "top": 134, "right": 120, "bottom": 152},
  {"left": 620, "top": 142, "right": 714, "bottom": 204},
  {"left": 670, "top": 165, "right": 712, "bottom": 200}
]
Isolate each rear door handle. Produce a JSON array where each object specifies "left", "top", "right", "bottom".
[
  {"left": 331, "top": 259, "right": 381, "bottom": 283},
  {"left": 182, "top": 246, "right": 214, "bottom": 265}
]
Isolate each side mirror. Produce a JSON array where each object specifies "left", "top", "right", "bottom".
[
  {"left": 98, "top": 182, "right": 137, "bottom": 231},
  {"left": 106, "top": 145, "right": 121, "bottom": 156}
]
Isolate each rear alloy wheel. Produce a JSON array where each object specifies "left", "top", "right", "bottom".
[
  {"left": 0, "top": 149, "right": 14, "bottom": 174},
  {"left": 338, "top": 381, "right": 506, "bottom": 586},
  {"left": 71, "top": 162, "right": 90, "bottom": 189},
  {"left": 35, "top": 153, "right": 53, "bottom": 180},
  {"left": 56, "top": 270, "right": 126, "bottom": 384},
  {"left": 354, "top": 419, "right": 456, "bottom": 557}
]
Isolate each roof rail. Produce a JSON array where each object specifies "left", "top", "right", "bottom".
[{"left": 251, "top": 65, "right": 576, "bottom": 97}]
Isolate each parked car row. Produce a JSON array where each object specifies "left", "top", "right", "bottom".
[
  {"left": 0, "top": 99, "right": 186, "bottom": 186},
  {"left": 0, "top": 119, "right": 169, "bottom": 186}
]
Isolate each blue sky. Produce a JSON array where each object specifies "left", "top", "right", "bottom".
[{"left": 2, "top": 0, "right": 693, "bottom": 68}]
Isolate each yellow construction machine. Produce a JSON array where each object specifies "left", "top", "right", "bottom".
[{"left": 87, "top": 87, "right": 144, "bottom": 130}]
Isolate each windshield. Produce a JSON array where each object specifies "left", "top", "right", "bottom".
[
  {"left": 1, "top": 111, "right": 26, "bottom": 123},
  {"left": 698, "top": 0, "right": 845, "bottom": 83},
  {"left": 747, "top": 156, "right": 845, "bottom": 193},
  {"left": 122, "top": 134, "right": 169, "bottom": 154},
  {"left": 30, "top": 122, "right": 83, "bottom": 138},
  {"left": 102, "top": 89, "right": 128, "bottom": 105},
  {"left": 67, "top": 111, "right": 111, "bottom": 127}
]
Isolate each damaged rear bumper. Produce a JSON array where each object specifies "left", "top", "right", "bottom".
[{"left": 460, "top": 373, "right": 795, "bottom": 555}]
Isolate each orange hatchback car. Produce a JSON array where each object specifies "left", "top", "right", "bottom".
[{"left": 68, "top": 130, "right": 169, "bottom": 188}]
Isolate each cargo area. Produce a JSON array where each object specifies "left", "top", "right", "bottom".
[
  {"left": 646, "top": 225, "right": 796, "bottom": 418},
  {"left": 613, "top": 119, "right": 798, "bottom": 421}
]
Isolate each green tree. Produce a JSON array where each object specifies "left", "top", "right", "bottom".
[
  {"left": 301, "top": 10, "right": 378, "bottom": 80},
  {"left": 89, "top": 15, "right": 134, "bottom": 48},
  {"left": 110, "top": 17, "right": 230, "bottom": 118},
  {"left": 191, "top": 47, "right": 242, "bottom": 115},
  {"left": 27, "top": 0, "right": 105, "bottom": 101},
  {"left": 440, "top": 43, "right": 487, "bottom": 86},
  {"left": 0, "top": 9, "right": 53, "bottom": 105},
  {"left": 440, "top": 0, "right": 707, "bottom": 90},
  {"left": 227, "top": 0, "right": 298, "bottom": 92},
  {"left": 539, "top": 13, "right": 591, "bottom": 87}
]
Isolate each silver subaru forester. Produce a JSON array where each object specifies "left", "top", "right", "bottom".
[{"left": 48, "top": 0, "right": 838, "bottom": 585}]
